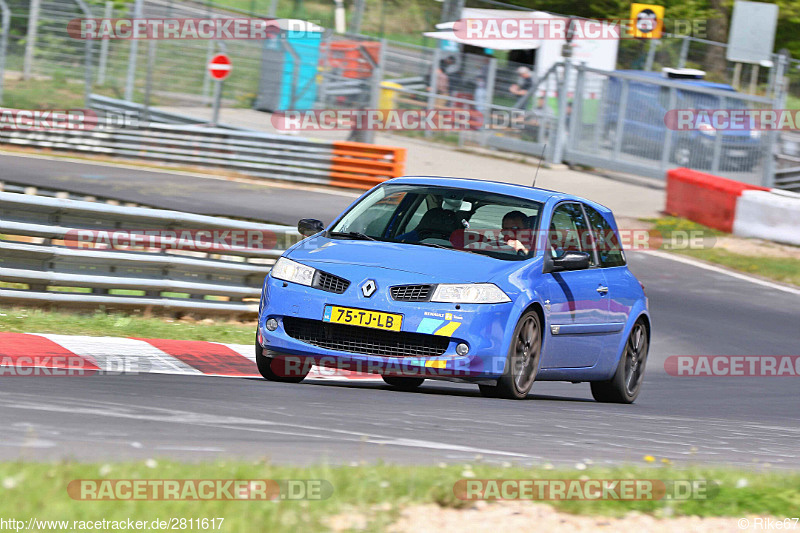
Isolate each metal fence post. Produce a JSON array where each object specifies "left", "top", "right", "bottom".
[
  {"left": 142, "top": 38, "right": 157, "bottom": 123},
  {"left": 362, "top": 38, "right": 387, "bottom": 144},
  {"left": 124, "top": 0, "right": 143, "bottom": 101},
  {"left": 764, "top": 51, "right": 789, "bottom": 188},
  {"left": 659, "top": 86, "right": 677, "bottom": 172},
  {"left": 565, "top": 62, "right": 586, "bottom": 159},
  {"left": 611, "top": 79, "right": 629, "bottom": 162},
  {"left": 552, "top": 57, "right": 572, "bottom": 164},
  {"left": 425, "top": 47, "right": 441, "bottom": 139},
  {"left": 0, "top": 0, "right": 9, "bottom": 104},
  {"left": 644, "top": 39, "right": 658, "bottom": 71},
  {"left": 96, "top": 1, "right": 113, "bottom": 84},
  {"left": 74, "top": 0, "right": 94, "bottom": 106},
  {"left": 710, "top": 95, "right": 724, "bottom": 174},
  {"left": 677, "top": 36, "right": 690, "bottom": 69},
  {"left": 23, "top": 0, "right": 41, "bottom": 80},
  {"left": 480, "top": 57, "right": 497, "bottom": 147}
]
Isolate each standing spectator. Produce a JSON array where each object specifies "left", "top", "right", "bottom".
[{"left": 510, "top": 66, "right": 535, "bottom": 107}]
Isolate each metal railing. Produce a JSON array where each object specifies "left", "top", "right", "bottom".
[
  {"left": 0, "top": 103, "right": 406, "bottom": 189},
  {"left": 0, "top": 192, "right": 300, "bottom": 315}
]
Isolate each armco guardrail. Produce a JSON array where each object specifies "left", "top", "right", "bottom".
[
  {"left": 0, "top": 118, "right": 406, "bottom": 192},
  {"left": 0, "top": 192, "right": 300, "bottom": 315}
]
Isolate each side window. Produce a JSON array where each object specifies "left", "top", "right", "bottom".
[
  {"left": 548, "top": 203, "right": 596, "bottom": 266},
  {"left": 583, "top": 205, "right": 626, "bottom": 267}
]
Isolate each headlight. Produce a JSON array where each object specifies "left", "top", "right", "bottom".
[
  {"left": 271, "top": 257, "right": 315, "bottom": 286},
  {"left": 431, "top": 283, "right": 511, "bottom": 304}
]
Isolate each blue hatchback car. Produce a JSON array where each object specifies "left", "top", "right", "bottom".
[{"left": 257, "top": 177, "right": 650, "bottom": 402}]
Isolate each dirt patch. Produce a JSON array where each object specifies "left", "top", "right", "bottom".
[{"left": 382, "top": 502, "right": 752, "bottom": 533}]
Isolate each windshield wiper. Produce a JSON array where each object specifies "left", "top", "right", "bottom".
[{"left": 328, "top": 231, "right": 377, "bottom": 241}]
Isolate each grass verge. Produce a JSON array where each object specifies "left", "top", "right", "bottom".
[
  {"left": 0, "top": 307, "right": 255, "bottom": 344},
  {"left": 646, "top": 217, "right": 800, "bottom": 287},
  {"left": 0, "top": 461, "right": 796, "bottom": 532}
]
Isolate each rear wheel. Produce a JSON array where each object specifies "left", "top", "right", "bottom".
[
  {"left": 479, "top": 310, "right": 541, "bottom": 400},
  {"left": 382, "top": 376, "right": 425, "bottom": 390},
  {"left": 591, "top": 319, "right": 649, "bottom": 404},
  {"left": 255, "top": 333, "right": 308, "bottom": 383}
]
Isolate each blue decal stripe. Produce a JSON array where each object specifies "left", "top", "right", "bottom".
[{"left": 417, "top": 318, "right": 444, "bottom": 334}]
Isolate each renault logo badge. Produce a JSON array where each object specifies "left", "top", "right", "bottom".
[{"left": 361, "top": 279, "right": 377, "bottom": 298}]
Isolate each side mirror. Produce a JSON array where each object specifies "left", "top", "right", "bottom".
[
  {"left": 543, "top": 250, "right": 591, "bottom": 273},
  {"left": 298, "top": 218, "right": 325, "bottom": 237}
]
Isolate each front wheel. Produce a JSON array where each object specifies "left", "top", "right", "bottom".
[
  {"left": 255, "top": 333, "right": 308, "bottom": 383},
  {"left": 479, "top": 310, "right": 542, "bottom": 400},
  {"left": 591, "top": 319, "right": 649, "bottom": 404},
  {"left": 382, "top": 376, "right": 425, "bottom": 390}
]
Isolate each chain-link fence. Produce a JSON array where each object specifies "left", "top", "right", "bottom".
[{"left": 0, "top": 1, "right": 796, "bottom": 188}]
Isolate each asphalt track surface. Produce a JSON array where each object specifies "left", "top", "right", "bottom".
[{"left": 1, "top": 154, "right": 799, "bottom": 468}]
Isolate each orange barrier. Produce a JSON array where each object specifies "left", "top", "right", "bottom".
[
  {"left": 329, "top": 141, "right": 407, "bottom": 190},
  {"left": 665, "top": 168, "right": 769, "bottom": 233}
]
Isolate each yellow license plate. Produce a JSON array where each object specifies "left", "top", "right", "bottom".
[{"left": 323, "top": 305, "right": 402, "bottom": 331}]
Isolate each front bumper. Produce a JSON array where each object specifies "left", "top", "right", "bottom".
[{"left": 258, "top": 271, "right": 516, "bottom": 381}]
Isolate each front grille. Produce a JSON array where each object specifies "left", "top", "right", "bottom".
[
  {"left": 390, "top": 284, "right": 434, "bottom": 302},
  {"left": 283, "top": 317, "right": 449, "bottom": 357},
  {"left": 313, "top": 271, "right": 350, "bottom": 294}
]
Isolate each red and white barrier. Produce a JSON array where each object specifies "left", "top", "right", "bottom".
[
  {"left": 732, "top": 189, "right": 800, "bottom": 246},
  {"left": 0, "top": 332, "right": 379, "bottom": 381},
  {"left": 665, "top": 168, "right": 800, "bottom": 246}
]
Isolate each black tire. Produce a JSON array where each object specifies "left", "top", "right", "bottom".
[
  {"left": 255, "top": 333, "right": 308, "bottom": 383},
  {"left": 591, "top": 319, "right": 649, "bottom": 404},
  {"left": 382, "top": 375, "right": 425, "bottom": 390},
  {"left": 479, "top": 310, "right": 542, "bottom": 400}
]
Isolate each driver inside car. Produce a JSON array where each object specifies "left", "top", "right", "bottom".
[{"left": 501, "top": 210, "right": 532, "bottom": 255}]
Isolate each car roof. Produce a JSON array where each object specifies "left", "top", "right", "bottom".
[
  {"left": 614, "top": 70, "right": 736, "bottom": 92},
  {"left": 383, "top": 176, "right": 611, "bottom": 213}
]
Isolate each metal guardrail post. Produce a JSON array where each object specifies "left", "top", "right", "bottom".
[
  {"left": 0, "top": 0, "right": 9, "bottom": 104},
  {"left": 73, "top": 0, "right": 94, "bottom": 107}
]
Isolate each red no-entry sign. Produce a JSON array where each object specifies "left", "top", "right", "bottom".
[{"left": 208, "top": 54, "right": 232, "bottom": 81}]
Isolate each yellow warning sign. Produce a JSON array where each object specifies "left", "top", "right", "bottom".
[{"left": 630, "top": 3, "right": 664, "bottom": 39}]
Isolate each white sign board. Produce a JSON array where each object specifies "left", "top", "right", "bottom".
[{"left": 726, "top": 1, "right": 778, "bottom": 64}]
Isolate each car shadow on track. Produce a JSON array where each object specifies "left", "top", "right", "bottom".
[{"left": 245, "top": 378, "right": 596, "bottom": 403}]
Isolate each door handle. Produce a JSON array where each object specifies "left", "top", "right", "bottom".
[{"left": 597, "top": 286, "right": 609, "bottom": 294}]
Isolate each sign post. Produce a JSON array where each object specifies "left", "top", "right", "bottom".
[{"left": 208, "top": 53, "right": 232, "bottom": 127}]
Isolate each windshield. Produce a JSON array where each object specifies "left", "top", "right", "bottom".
[{"left": 329, "top": 184, "right": 543, "bottom": 260}]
